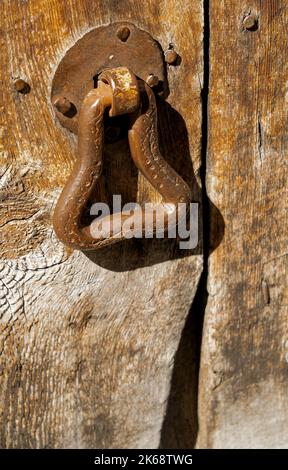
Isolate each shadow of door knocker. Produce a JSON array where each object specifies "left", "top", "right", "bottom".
[{"left": 51, "top": 22, "right": 191, "bottom": 250}]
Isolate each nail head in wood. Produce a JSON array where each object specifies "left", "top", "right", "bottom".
[
  {"left": 14, "top": 79, "right": 30, "bottom": 94},
  {"left": 146, "top": 74, "right": 159, "bottom": 87},
  {"left": 117, "top": 26, "right": 130, "bottom": 42},
  {"left": 53, "top": 96, "right": 72, "bottom": 115},
  {"left": 165, "top": 49, "right": 178, "bottom": 65},
  {"left": 243, "top": 14, "right": 258, "bottom": 31}
]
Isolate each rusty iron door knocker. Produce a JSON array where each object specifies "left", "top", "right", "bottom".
[{"left": 51, "top": 23, "right": 191, "bottom": 250}]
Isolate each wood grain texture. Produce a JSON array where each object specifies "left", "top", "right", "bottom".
[
  {"left": 0, "top": 0, "right": 203, "bottom": 448},
  {"left": 198, "top": 0, "right": 288, "bottom": 448}
]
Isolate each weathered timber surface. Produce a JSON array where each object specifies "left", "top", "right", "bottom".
[
  {"left": 198, "top": 0, "right": 288, "bottom": 448},
  {"left": 0, "top": 1, "right": 203, "bottom": 448}
]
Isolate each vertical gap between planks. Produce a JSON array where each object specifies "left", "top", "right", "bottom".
[{"left": 160, "top": 0, "right": 210, "bottom": 449}]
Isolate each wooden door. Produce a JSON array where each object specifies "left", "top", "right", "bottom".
[{"left": 1, "top": 0, "right": 287, "bottom": 450}]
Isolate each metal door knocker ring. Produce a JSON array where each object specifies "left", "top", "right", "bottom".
[{"left": 51, "top": 23, "right": 191, "bottom": 250}]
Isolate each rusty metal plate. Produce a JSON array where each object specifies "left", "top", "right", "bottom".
[{"left": 51, "top": 22, "right": 165, "bottom": 134}]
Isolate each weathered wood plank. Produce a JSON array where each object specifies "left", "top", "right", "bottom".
[
  {"left": 0, "top": 0, "right": 203, "bottom": 448},
  {"left": 198, "top": 0, "right": 288, "bottom": 448}
]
